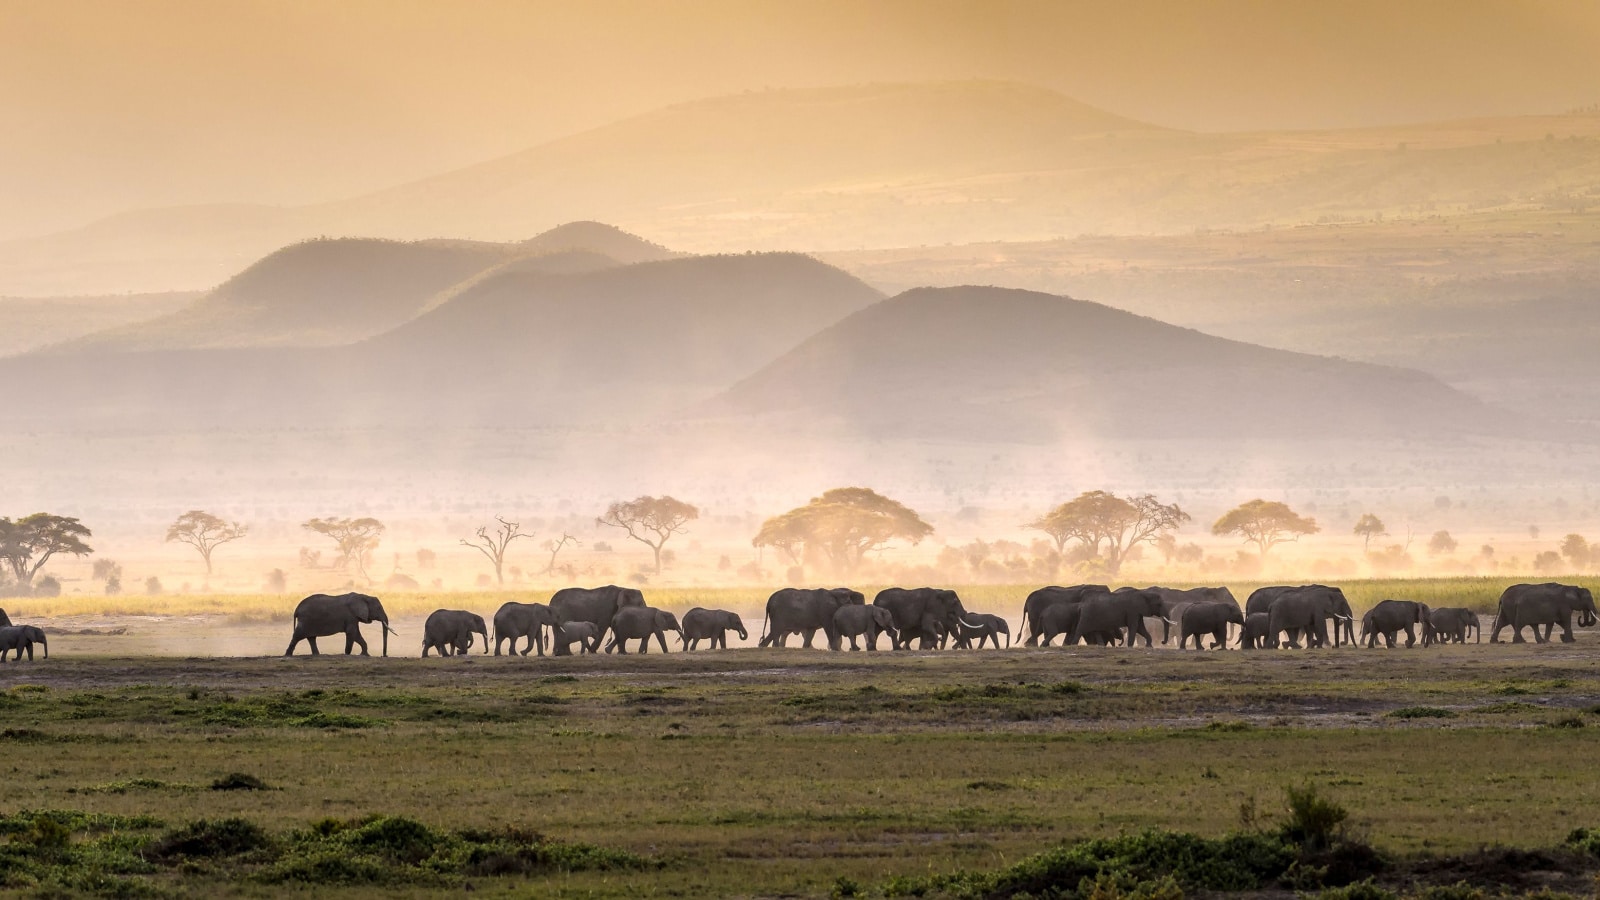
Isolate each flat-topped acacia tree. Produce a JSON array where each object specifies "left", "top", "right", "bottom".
[
  {"left": 1212, "top": 499, "right": 1319, "bottom": 561},
  {"left": 302, "top": 516, "right": 385, "bottom": 583},
  {"left": 753, "top": 487, "right": 932, "bottom": 577},
  {"left": 166, "top": 510, "right": 248, "bottom": 576},
  {"left": 0, "top": 513, "right": 94, "bottom": 591},
  {"left": 597, "top": 496, "right": 698, "bottom": 575}
]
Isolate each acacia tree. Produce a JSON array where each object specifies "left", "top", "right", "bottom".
[
  {"left": 1352, "top": 513, "right": 1387, "bottom": 553},
  {"left": 1023, "top": 491, "right": 1189, "bottom": 576},
  {"left": 165, "top": 510, "right": 248, "bottom": 575},
  {"left": 597, "top": 496, "right": 698, "bottom": 574},
  {"left": 752, "top": 487, "right": 933, "bottom": 576},
  {"left": 1211, "top": 499, "right": 1319, "bottom": 560},
  {"left": 542, "top": 533, "right": 581, "bottom": 575},
  {"left": 0, "top": 513, "right": 94, "bottom": 590},
  {"left": 302, "top": 517, "right": 385, "bottom": 583},
  {"left": 1560, "top": 534, "right": 1590, "bottom": 570},
  {"left": 1427, "top": 530, "right": 1458, "bottom": 556},
  {"left": 461, "top": 517, "right": 532, "bottom": 585}
]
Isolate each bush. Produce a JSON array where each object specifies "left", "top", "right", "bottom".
[
  {"left": 32, "top": 576, "right": 61, "bottom": 597},
  {"left": 1282, "top": 784, "right": 1349, "bottom": 851},
  {"left": 1308, "top": 879, "right": 1397, "bottom": 900},
  {"left": 1386, "top": 707, "right": 1456, "bottom": 720},
  {"left": 210, "top": 773, "right": 270, "bottom": 791},
  {"left": 1565, "top": 826, "right": 1600, "bottom": 858},
  {"left": 149, "top": 818, "right": 271, "bottom": 860}
]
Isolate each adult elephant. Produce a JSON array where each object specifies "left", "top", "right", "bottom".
[
  {"left": 0, "top": 625, "right": 47, "bottom": 661},
  {"left": 1021, "top": 585, "right": 1107, "bottom": 646},
  {"left": 1265, "top": 586, "right": 1352, "bottom": 649},
  {"left": 1111, "top": 587, "right": 1170, "bottom": 647},
  {"left": 493, "top": 601, "right": 558, "bottom": 656},
  {"left": 832, "top": 605, "right": 897, "bottom": 651},
  {"left": 422, "top": 609, "right": 488, "bottom": 657},
  {"left": 681, "top": 608, "right": 747, "bottom": 650},
  {"left": 548, "top": 585, "right": 646, "bottom": 656},
  {"left": 1360, "top": 599, "right": 1431, "bottom": 649},
  {"left": 606, "top": 607, "right": 682, "bottom": 654},
  {"left": 759, "top": 588, "right": 864, "bottom": 649},
  {"left": 1151, "top": 586, "right": 1239, "bottom": 644},
  {"left": 1490, "top": 583, "right": 1598, "bottom": 644},
  {"left": 1038, "top": 603, "right": 1084, "bottom": 646},
  {"left": 1069, "top": 587, "right": 1165, "bottom": 647},
  {"left": 873, "top": 588, "right": 969, "bottom": 651},
  {"left": 1429, "top": 607, "right": 1480, "bottom": 644},
  {"left": 1179, "top": 602, "right": 1243, "bottom": 650},
  {"left": 284, "top": 592, "right": 392, "bottom": 657}
]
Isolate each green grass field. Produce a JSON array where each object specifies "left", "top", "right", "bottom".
[{"left": 3, "top": 639, "right": 1600, "bottom": 897}]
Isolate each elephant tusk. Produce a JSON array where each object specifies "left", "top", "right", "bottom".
[{"left": 1160, "top": 616, "right": 1176, "bottom": 626}]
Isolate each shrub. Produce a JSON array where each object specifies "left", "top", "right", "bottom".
[
  {"left": 33, "top": 576, "right": 62, "bottom": 597},
  {"left": 1565, "top": 826, "right": 1600, "bottom": 858},
  {"left": 1413, "top": 882, "right": 1487, "bottom": 900},
  {"left": 1281, "top": 784, "right": 1349, "bottom": 851},
  {"left": 1309, "top": 879, "right": 1397, "bottom": 900},
  {"left": 149, "top": 818, "right": 271, "bottom": 860},
  {"left": 210, "top": 773, "right": 270, "bottom": 791},
  {"left": 1386, "top": 707, "right": 1456, "bottom": 720}
]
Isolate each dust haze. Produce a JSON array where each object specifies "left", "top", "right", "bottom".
[{"left": 4, "top": 1, "right": 1600, "bottom": 653}]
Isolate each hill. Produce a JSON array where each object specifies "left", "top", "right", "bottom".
[
  {"left": 704, "top": 286, "right": 1512, "bottom": 442},
  {"left": 0, "top": 291, "right": 198, "bottom": 357}
]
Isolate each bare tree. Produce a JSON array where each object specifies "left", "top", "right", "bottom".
[
  {"left": 302, "top": 517, "right": 385, "bottom": 583},
  {"left": 165, "top": 510, "right": 248, "bottom": 575},
  {"left": 597, "top": 496, "right": 699, "bottom": 574},
  {"left": 542, "top": 533, "right": 581, "bottom": 575},
  {"left": 461, "top": 516, "right": 533, "bottom": 585}
]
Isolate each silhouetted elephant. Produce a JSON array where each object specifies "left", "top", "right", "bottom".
[
  {"left": 1020, "top": 585, "right": 1107, "bottom": 646},
  {"left": 553, "top": 622, "right": 600, "bottom": 655},
  {"left": 833, "top": 604, "right": 897, "bottom": 651},
  {"left": 873, "top": 588, "right": 967, "bottom": 650},
  {"left": 1039, "top": 602, "right": 1084, "bottom": 646},
  {"left": 1237, "top": 613, "right": 1271, "bottom": 650},
  {"left": 0, "top": 609, "right": 11, "bottom": 628},
  {"left": 284, "top": 592, "right": 392, "bottom": 656},
  {"left": 952, "top": 612, "right": 1010, "bottom": 649},
  {"left": 0, "top": 625, "right": 47, "bottom": 661},
  {"left": 1261, "top": 585, "right": 1353, "bottom": 649},
  {"left": 1151, "top": 586, "right": 1239, "bottom": 644},
  {"left": 1360, "top": 599, "right": 1430, "bottom": 648},
  {"left": 493, "top": 601, "right": 558, "bottom": 656},
  {"left": 1490, "top": 583, "right": 1598, "bottom": 643},
  {"left": 549, "top": 585, "right": 646, "bottom": 656},
  {"left": 422, "top": 609, "right": 488, "bottom": 657},
  {"left": 1179, "top": 602, "right": 1243, "bottom": 650},
  {"left": 759, "top": 588, "right": 864, "bottom": 649},
  {"left": 1429, "top": 607, "right": 1480, "bottom": 644},
  {"left": 605, "top": 607, "right": 682, "bottom": 654},
  {"left": 1070, "top": 588, "right": 1165, "bottom": 647},
  {"left": 681, "top": 608, "right": 746, "bottom": 650}
]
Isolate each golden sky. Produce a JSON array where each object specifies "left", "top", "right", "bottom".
[{"left": 2, "top": 0, "right": 1598, "bottom": 240}]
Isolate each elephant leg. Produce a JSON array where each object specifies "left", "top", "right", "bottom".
[
  {"left": 1510, "top": 624, "right": 1525, "bottom": 643},
  {"left": 284, "top": 633, "right": 304, "bottom": 656},
  {"left": 1404, "top": 626, "right": 1415, "bottom": 649},
  {"left": 354, "top": 630, "right": 370, "bottom": 656},
  {"left": 800, "top": 628, "right": 816, "bottom": 649},
  {"left": 307, "top": 636, "right": 320, "bottom": 656}
]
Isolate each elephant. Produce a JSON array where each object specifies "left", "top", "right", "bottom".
[
  {"left": 284, "top": 592, "right": 393, "bottom": 656},
  {"left": 914, "top": 614, "right": 952, "bottom": 650},
  {"left": 1360, "top": 599, "right": 1431, "bottom": 649},
  {"left": 1179, "top": 602, "right": 1244, "bottom": 650},
  {"left": 605, "top": 607, "right": 682, "bottom": 654},
  {"left": 759, "top": 588, "right": 864, "bottom": 649},
  {"left": 1237, "top": 612, "right": 1272, "bottom": 650},
  {"left": 549, "top": 585, "right": 646, "bottom": 656},
  {"left": 681, "top": 608, "right": 747, "bottom": 650},
  {"left": 873, "top": 588, "right": 968, "bottom": 651},
  {"left": 553, "top": 621, "right": 601, "bottom": 655},
  {"left": 1490, "top": 583, "right": 1598, "bottom": 644},
  {"left": 1038, "top": 602, "right": 1084, "bottom": 646},
  {"left": 951, "top": 612, "right": 1010, "bottom": 649},
  {"left": 1265, "top": 586, "right": 1353, "bottom": 649},
  {"left": 493, "top": 601, "right": 558, "bottom": 656},
  {"left": 832, "top": 604, "right": 898, "bottom": 651},
  {"left": 0, "top": 608, "right": 11, "bottom": 627},
  {"left": 1021, "top": 585, "right": 1107, "bottom": 645},
  {"left": 1429, "top": 607, "right": 1480, "bottom": 644},
  {"left": 0, "top": 625, "right": 47, "bottom": 661},
  {"left": 1150, "top": 586, "right": 1239, "bottom": 644},
  {"left": 422, "top": 609, "right": 488, "bottom": 657},
  {"left": 1070, "top": 588, "right": 1166, "bottom": 647}
]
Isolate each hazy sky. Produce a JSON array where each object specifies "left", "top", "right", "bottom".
[{"left": 3, "top": 0, "right": 1598, "bottom": 240}]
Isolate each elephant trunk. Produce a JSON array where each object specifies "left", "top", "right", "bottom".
[{"left": 39, "top": 634, "right": 48, "bottom": 659}]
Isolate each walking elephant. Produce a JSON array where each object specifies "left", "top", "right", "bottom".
[
  {"left": 605, "top": 607, "right": 682, "bottom": 654},
  {"left": 1021, "top": 585, "right": 1107, "bottom": 645},
  {"left": 549, "top": 585, "right": 646, "bottom": 656},
  {"left": 553, "top": 622, "right": 601, "bottom": 655},
  {"left": 1237, "top": 612, "right": 1272, "bottom": 650},
  {"left": 1429, "top": 607, "right": 1480, "bottom": 644},
  {"left": 1070, "top": 588, "right": 1166, "bottom": 647},
  {"left": 1265, "top": 586, "right": 1353, "bottom": 649},
  {"left": 1179, "top": 602, "right": 1243, "bottom": 650},
  {"left": 1490, "top": 583, "right": 1598, "bottom": 644},
  {"left": 0, "top": 625, "right": 47, "bottom": 661},
  {"left": 874, "top": 588, "right": 968, "bottom": 651},
  {"left": 1038, "top": 602, "right": 1084, "bottom": 646},
  {"left": 833, "top": 605, "right": 898, "bottom": 651},
  {"left": 1151, "top": 586, "right": 1239, "bottom": 644},
  {"left": 952, "top": 612, "right": 1010, "bottom": 649},
  {"left": 1360, "top": 599, "right": 1431, "bottom": 649},
  {"left": 422, "top": 609, "right": 488, "bottom": 657},
  {"left": 284, "top": 592, "right": 393, "bottom": 657},
  {"left": 681, "top": 608, "right": 746, "bottom": 650},
  {"left": 759, "top": 588, "right": 865, "bottom": 649},
  {"left": 493, "top": 602, "right": 558, "bottom": 656}
]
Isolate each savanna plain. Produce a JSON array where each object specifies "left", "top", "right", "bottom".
[{"left": 5, "top": 579, "right": 1600, "bottom": 899}]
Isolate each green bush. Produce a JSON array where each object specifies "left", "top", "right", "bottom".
[
  {"left": 1281, "top": 784, "right": 1349, "bottom": 851},
  {"left": 1565, "top": 826, "right": 1600, "bottom": 858},
  {"left": 1385, "top": 707, "right": 1456, "bottom": 720},
  {"left": 149, "top": 818, "right": 271, "bottom": 860},
  {"left": 1412, "top": 882, "right": 1486, "bottom": 900},
  {"left": 1307, "top": 878, "right": 1397, "bottom": 900}
]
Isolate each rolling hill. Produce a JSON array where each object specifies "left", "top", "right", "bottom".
[{"left": 704, "top": 286, "right": 1513, "bottom": 442}]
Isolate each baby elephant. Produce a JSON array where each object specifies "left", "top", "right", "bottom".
[
  {"left": 1237, "top": 612, "right": 1272, "bottom": 650},
  {"left": 493, "top": 601, "right": 558, "bottom": 656},
  {"left": 0, "top": 625, "right": 48, "bottom": 661},
  {"left": 951, "top": 613, "right": 1010, "bottom": 649},
  {"left": 833, "top": 604, "right": 897, "bottom": 651},
  {"left": 606, "top": 607, "right": 683, "bottom": 654},
  {"left": 1180, "top": 602, "right": 1244, "bottom": 650},
  {"left": 422, "top": 609, "right": 488, "bottom": 657},
  {"left": 553, "top": 621, "right": 601, "bottom": 655},
  {"left": 1428, "top": 607, "right": 1480, "bottom": 644},
  {"left": 1039, "top": 603, "right": 1083, "bottom": 647},
  {"left": 680, "top": 608, "right": 747, "bottom": 650}
]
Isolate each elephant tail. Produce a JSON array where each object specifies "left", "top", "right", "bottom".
[{"left": 758, "top": 607, "right": 771, "bottom": 647}]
